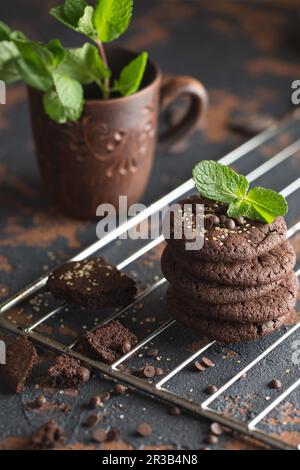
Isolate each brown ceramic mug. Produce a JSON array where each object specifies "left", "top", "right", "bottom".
[{"left": 28, "top": 46, "right": 208, "bottom": 219}]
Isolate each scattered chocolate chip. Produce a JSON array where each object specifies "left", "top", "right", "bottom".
[
  {"left": 142, "top": 366, "right": 156, "bottom": 378},
  {"left": 146, "top": 349, "right": 158, "bottom": 358},
  {"left": 101, "top": 391, "right": 111, "bottom": 401},
  {"left": 194, "top": 361, "right": 206, "bottom": 372},
  {"left": 122, "top": 340, "right": 132, "bottom": 354},
  {"left": 83, "top": 414, "right": 101, "bottom": 428},
  {"left": 219, "top": 215, "right": 227, "bottom": 225},
  {"left": 106, "top": 428, "right": 120, "bottom": 442},
  {"left": 35, "top": 395, "right": 47, "bottom": 408},
  {"left": 137, "top": 422, "right": 152, "bottom": 437},
  {"left": 169, "top": 406, "right": 181, "bottom": 416},
  {"left": 208, "top": 215, "right": 220, "bottom": 226},
  {"left": 155, "top": 367, "right": 164, "bottom": 376},
  {"left": 89, "top": 395, "right": 102, "bottom": 409},
  {"left": 210, "top": 422, "right": 223, "bottom": 436},
  {"left": 92, "top": 428, "right": 107, "bottom": 443},
  {"left": 225, "top": 218, "right": 235, "bottom": 230},
  {"left": 204, "top": 218, "right": 213, "bottom": 230},
  {"left": 268, "top": 379, "right": 282, "bottom": 390},
  {"left": 114, "top": 384, "right": 127, "bottom": 395},
  {"left": 204, "top": 434, "right": 219, "bottom": 445},
  {"left": 201, "top": 357, "right": 215, "bottom": 368},
  {"left": 204, "top": 384, "right": 218, "bottom": 395}
]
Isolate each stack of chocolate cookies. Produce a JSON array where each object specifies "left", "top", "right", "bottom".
[{"left": 161, "top": 196, "right": 298, "bottom": 343}]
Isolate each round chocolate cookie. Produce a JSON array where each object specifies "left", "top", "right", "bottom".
[
  {"left": 167, "top": 272, "right": 298, "bottom": 324},
  {"left": 167, "top": 293, "right": 295, "bottom": 343},
  {"left": 165, "top": 196, "right": 287, "bottom": 262},
  {"left": 164, "top": 241, "right": 296, "bottom": 287},
  {"left": 47, "top": 257, "right": 137, "bottom": 309},
  {"left": 161, "top": 246, "right": 284, "bottom": 304}
]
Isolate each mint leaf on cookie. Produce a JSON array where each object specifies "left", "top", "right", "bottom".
[
  {"left": 192, "top": 160, "right": 288, "bottom": 224},
  {"left": 192, "top": 160, "right": 249, "bottom": 204}
]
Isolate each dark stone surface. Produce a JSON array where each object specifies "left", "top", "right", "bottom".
[{"left": 0, "top": 0, "right": 300, "bottom": 450}]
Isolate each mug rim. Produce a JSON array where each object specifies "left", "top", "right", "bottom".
[{"left": 84, "top": 45, "right": 162, "bottom": 105}]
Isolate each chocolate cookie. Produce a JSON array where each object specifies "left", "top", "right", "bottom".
[
  {"left": 0, "top": 336, "right": 38, "bottom": 393},
  {"left": 165, "top": 196, "right": 287, "bottom": 262},
  {"left": 161, "top": 246, "right": 284, "bottom": 304},
  {"left": 167, "top": 293, "right": 295, "bottom": 343},
  {"left": 80, "top": 320, "right": 138, "bottom": 364},
  {"left": 47, "top": 257, "right": 137, "bottom": 310},
  {"left": 164, "top": 241, "right": 296, "bottom": 287},
  {"left": 167, "top": 272, "right": 298, "bottom": 324},
  {"left": 48, "top": 354, "right": 91, "bottom": 388}
]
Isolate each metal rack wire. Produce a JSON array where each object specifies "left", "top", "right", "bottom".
[{"left": 1, "top": 112, "right": 300, "bottom": 450}]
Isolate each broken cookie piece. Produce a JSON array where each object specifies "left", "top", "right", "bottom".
[
  {"left": 30, "top": 421, "right": 65, "bottom": 449},
  {"left": 80, "top": 320, "right": 138, "bottom": 364},
  {"left": 0, "top": 336, "right": 37, "bottom": 394},
  {"left": 48, "top": 354, "right": 91, "bottom": 388},
  {"left": 46, "top": 257, "right": 137, "bottom": 309}
]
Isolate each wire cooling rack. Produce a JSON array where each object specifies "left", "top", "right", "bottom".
[{"left": 1, "top": 111, "right": 300, "bottom": 450}]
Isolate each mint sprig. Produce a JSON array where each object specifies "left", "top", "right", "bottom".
[
  {"left": 0, "top": 0, "right": 148, "bottom": 123},
  {"left": 192, "top": 160, "right": 288, "bottom": 224}
]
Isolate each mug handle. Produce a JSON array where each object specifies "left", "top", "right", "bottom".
[{"left": 158, "top": 75, "right": 208, "bottom": 152}]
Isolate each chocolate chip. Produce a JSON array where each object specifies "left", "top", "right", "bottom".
[
  {"left": 210, "top": 422, "right": 223, "bottom": 436},
  {"left": 114, "top": 384, "right": 127, "bottom": 395},
  {"left": 122, "top": 340, "right": 132, "bottom": 354},
  {"left": 204, "top": 384, "right": 218, "bottom": 395},
  {"left": 169, "top": 406, "right": 181, "bottom": 416},
  {"left": 146, "top": 349, "right": 158, "bottom": 358},
  {"left": 204, "top": 434, "right": 219, "bottom": 445},
  {"left": 137, "top": 422, "right": 152, "bottom": 437},
  {"left": 142, "top": 366, "right": 156, "bottom": 378},
  {"left": 201, "top": 357, "right": 215, "bottom": 368},
  {"left": 89, "top": 395, "right": 102, "bottom": 409},
  {"left": 194, "top": 361, "right": 206, "bottom": 372},
  {"left": 219, "top": 215, "right": 227, "bottom": 225},
  {"left": 35, "top": 395, "right": 47, "bottom": 408},
  {"left": 268, "top": 379, "right": 282, "bottom": 390},
  {"left": 101, "top": 391, "right": 111, "bottom": 401},
  {"left": 225, "top": 218, "right": 235, "bottom": 230},
  {"left": 92, "top": 428, "right": 107, "bottom": 443},
  {"left": 83, "top": 414, "right": 101, "bottom": 428},
  {"left": 208, "top": 215, "right": 220, "bottom": 226},
  {"left": 155, "top": 367, "right": 164, "bottom": 376},
  {"left": 106, "top": 428, "right": 120, "bottom": 442},
  {"left": 204, "top": 218, "right": 213, "bottom": 230}
]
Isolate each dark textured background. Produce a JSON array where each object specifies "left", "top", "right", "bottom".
[{"left": 1, "top": 0, "right": 300, "bottom": 450}]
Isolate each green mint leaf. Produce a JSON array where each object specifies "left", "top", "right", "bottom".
[
  {"left": 63, "top": 0, "right": 87, "bottom": 26},
  {"left": 52, "top": 71, "right": 83, "bottom": 121},
  {"left": 93, "top": 0, "right": 133, "bottom": 42},
  {"left": 114, "top": 52, "right": 148, "bottom": 97},
  {"left": 0, "top": 21, "right": 12, "bottom": 40},
  {"left": 46, "top": 39, "right": 66, "bottom": 66},
  {"left": 0, "top": 59, "right": 21, "bottom": 84},
  {"left": 13, "top": 40, "right": 53, "bottom": 91},
  {"left": 50, "top": 0, "right": 97, "bottom": 39},
  {"left": 43, "top": 90, "right": 68, "bottom": 123},
  {"left": 244, "top": 187, "right": 288, "bottom": 223},
  {"left": 192, "top": 160, "right": 249, "bottom": 204},
  {"left": 0, "top": 41, "right": 20, "bottom": 67},
  {"left": 57, "top": 43, "right": 110, "bottom": 84},
  {"left": 77, "top": 6, "right": 97, "bottom": 38}
]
